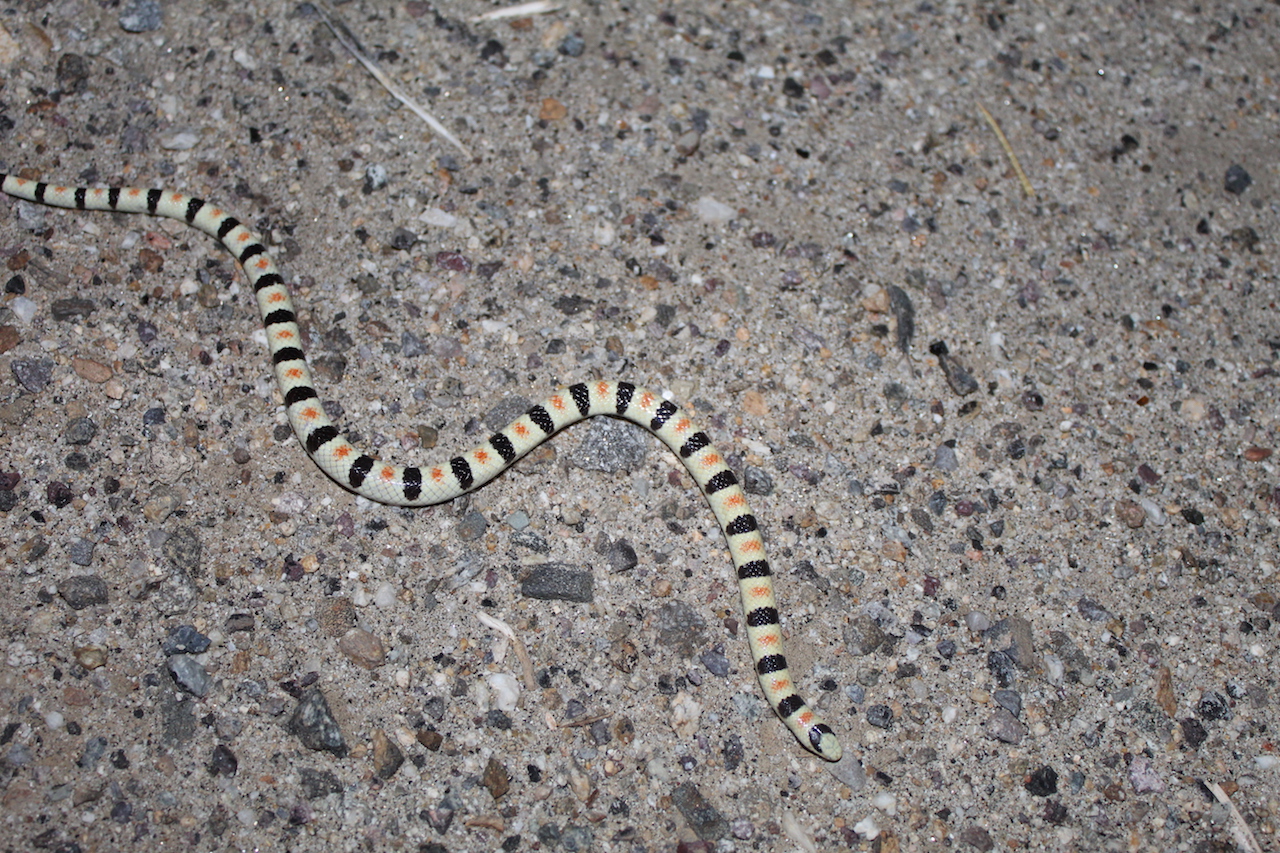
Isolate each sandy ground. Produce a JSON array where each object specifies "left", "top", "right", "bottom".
[{"left": 0, "top": 1, "right": 1277, "bottom": 851}]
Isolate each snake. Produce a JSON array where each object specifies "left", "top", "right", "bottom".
[{"left": 0, "top": 172, "right": 842, "bottom": 762}]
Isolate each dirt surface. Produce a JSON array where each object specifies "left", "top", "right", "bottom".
[{"left": 1, "top": 1, "right": 1277, "bottom": 851}]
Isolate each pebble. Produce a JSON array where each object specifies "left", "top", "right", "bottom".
[
  {"left": 118, "top": 0, "right": 162, "bottom": 31},
  {"left": 843, "top": 613, "right": 886, "bottom": 656},
  {"left": 338, "top": 628, "right": 385, "bottom": 670},
  {"left": 287, "top": 688, "right": 348, "bottom": 757},
  {"left": 1128, "top": 756, "right": 1165, "bottom": 793},
  {"left": 66, "top": 538, "right": 96, "bottom": 567},
  {"left": 1024, "top": 765, "right": 1058, "bottom": 796},
  {"left": 487, "top": 672, "right": 521, "bottom": 711},
  {"left": 655, "top": 601, "right": 707, "bottom": 656},
  {"left": 699, "top": 648, "right": 730, "bottom": 677},
  {"left": 224, "top": 613, "right": 254, "bottom": 634},
  {"left": 371, "top": 729, "right": 404, "bottom": 780},
  {"left": 671, "top": 782, "right": 727, "bottom": 841},
  {"left": 160, "top": 131, "right": 200, "bottom": 150},
  {"left": 73, "top": 645, "right": 107, "bottom": 670},
  {"left": 208, "top": 744, "right": 238, "bottom": 776},
  {"left": 482, "top": 756, "right": 511, "bottom": 800},
  {"left": 520, "top": 564, "right": 593, "bottom": 603},
  {"left": 695, "top": 196, "right": 736, "bottom": 224},
  {"left": 570, "top": 417, "right": 649, "bottom": 473},
  {"left": 1223, "top": 164, "right": 1252, "bottom": 195},
  {"left": 10, "top": 356, "right": 53, "bottom": 392},
  {"left": 59, "top": 575, "right": 108, "bottom": 609},
  {"left": 455, "top": 509, "right": 488, "bottom": 541},
  {"left": 983, "top": 708, "right": 1026, "bottom": 744},
  {"left": 167, "top": 654, "right": 211, "bottom": 697},
  {"left": 298, "top": 767, "right": 344, "bottom": 799},
  {"left": 866, "top": 704, "right": 894, "bottom": 729},
  {"left": 601, "top": 538, "right": 637, "bottom": 572}
]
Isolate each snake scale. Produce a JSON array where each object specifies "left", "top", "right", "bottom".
[{"left": 0, "top": 172, "right": 841, "bottom": 762}]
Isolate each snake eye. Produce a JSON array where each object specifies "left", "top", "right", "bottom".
[{"left": 809, "top": 728, "right": 825, "bottom": 752}]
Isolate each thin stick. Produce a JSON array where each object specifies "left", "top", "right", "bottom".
[
  {"left": 472, "top": 1, "right": 563, "bottom": 23},
  {"left": 1207, "top": 781, "right": 1264, "bottom": 853},
  {"left": 310, "top": 1, "right": 472, "bottom": 159},
  {"left": 977, "top": 103, "right": 1034, "bottom": 198},
  {"left": 476, "top": 611, "right": 539, "bottom": 693}
]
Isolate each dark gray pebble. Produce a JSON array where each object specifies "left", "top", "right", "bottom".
[
  {"left": 511, "top": 529, "right": 550, "bottom": 553},
  {"left": 163, "top": 625, "right": 210, "bottom": 656},
  {"left": 993, "top": 689, "right": 1022, "bottom": 717},
  {"left": 50, "top": 297, "right": 96, "bottom": 322},
  {"left": 655, "top": 600, "right": 706, "bottom": 656},
  {"left": 299, "top": 767, "right": 344, "bottom": 799},
  {"left": 843, "top": 613, "right": 886, "bottom": 656},
  {"left": 63, "top": 417, "right": 98, "bottom": 445},
  {"left": 11, "top": 357, "right": 54, "bottom": 393},
  {"left": 78, "top": 735, "right": 109, "bottom": 768},
  {"left": 400, "top": 331, "right": 427, "bottom": 358},
  {"left": 866, "top": 704, "right": 894, "bottom": 729},
  {"left": 424, "top": 796, "right": 458, "bottom": 833},
  {"left": 66, "top": 538, "right": 96, "bottom": 567},
  {"left": 59, "top": 574, "right": 108, "bottom": 609},
  {"left": 700, "top": 648, "right": 730, "bottom": 677},
  {"left": 168, "top": 654, "right": 211, "bottom": 697},
  {"left": 560, "top": 825, "right": 594, "bottom": 852},
  {"left": 933, "top": 442, "right": 958, "bottom": 471},
  {"left": 423, "top": 695, "right": 445, "bottom": 722},
  {"left": 160, "top": 526, "right": 203, "bottom": 575},
  {"left": 287, "top": 688, "right": 348, "bottom": 757},
  {"left": 987, "top": 650, "right": 1017, "bottom": 687},
  {"left": 118, "top": 0, "right": 162, "bottom": 31},
  {"left": 389, "top": 228, "right": 417, "bottom": 250},
  {"left": 456, "top": 510, "right": 488, "bottom": 541},
  {"left": 225, "top": 613, "right": 255, "bottom": 634},
  {"left": 570, "top": 417, "right": 649, "bottom": 473},
  {"left": 601, "top": 537, "right": 637, "bottom": 572},
  {"left": 743, "top": 465, "right": 774, "bottom": 496},
  {"left": 1224, "top": 164, "right": 1252, "bottom": 195},
  {"left": 558, "top": 33, "right": 585, "bottom": 56},
  {"left": 671, "top": 782, "right": 727, "bottom": 841},
  {"left": 208, "top": 744, "right": 238, "bottom": 776},
  {"left": 1025, "top": 765, "right": 1058, "bottom": 796},
  {"left": 1196, "top": 690, "right": 1232, "bottom": 722},
  {"left": 520, "top": 563, "right": 593, "bottom": 603},
  {"left": 1075, "top": 597, "right": 1114, "bottom": 622}
]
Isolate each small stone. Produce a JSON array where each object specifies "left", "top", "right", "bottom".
[
  {"left": 521, "top": 564, "right": 593, "bottom": 603},
  {"left": 482, "top": 756, "right": 511, "bottom": 800},
  {"left": 224, "top": 613, "right": 255, "bottom": 634},
  {"left": 866, "top": 704, "right": 894, "bottom": 729},
  {"left": 318, "top": 597, "right": 357, "bottom": 637},
  {"left": 959, "top": 825, "right": 994, "bottom": 851},
  {"left": 670, "top": 782, "right": 727, "bottom": 842},
  {"left": 11, "top": 356, "right": 54, "bottom": 392},
  {"left": 456, "top": 510, "right": 488, "bottom": 541},
  {"left": 1115, "top": 499, "right": 1145, "bottom": 528},
  {"left": 66, "top": 538, "right": 96, "bottom": 567},
  {"left": 287, "top": 688, "right": 348, "bottom": 757},
  {"left": 1129, "top": 756, "right": 1165, "bottom": 793},
  {"left": 118, "top": 0, "right": 162, "bottom": 31},
  {"left": 298, "top": 767, "right": 344, "bottom": 799},
  {"left": 73, "top": 645, "right": 107, "bottom": 670},
  {"left": 1025, "top": 765, "right": 1058, "bottom": 796},
  {"left": 162, "top": 625, "right": 211, "bottom": 655},
  {"left": 59, "top": 575, "right": 108, "bottom": 609},
  {"left": 539, "top": 97, "right": 567, "bottom": 121},
  {"left": 371, "top": 729, "right": 404, "bottom": 780},
  {"left": 984, "top": 708, "right": 1026, "bottom": 743},
  {"left": 695, "top": 196, "right": 735, "bottom": 223},
  {"left": 63, "top": 416, "right": 98, "bottom": 445},
  {"left": 338, "top": 628, "right": 385, "bottom": 669},
  {"left": 844, "top": 613, "right": 886, "bottom": 656},
  {"left": 209, "top": 744, "right": 238, "bottom": 776},
  {"left": 1223, "top": 164, "right": 1252, "bottom": 195},
  {"left": 167, "top": 654, "right": 212, "bottom": 697}
]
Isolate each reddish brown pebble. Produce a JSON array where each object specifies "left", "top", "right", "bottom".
[
  {"left": 0, "top": 325, "right": 19, "bottom": 354},
  {"left": 138, "top": 247, "right": 165, "bottom": 272},
  {"left": 72, "top": 357, "right": 113, "bottom": 383},
  {"left": 337, "top": 627, "right": 385, "bottom": 670},
  {"left": 482, "top": 756, "right": 511, "bottom": 800},
  {"left": 1115, "top": 500, "right": 1146, "bottom": 529},
  {"left": 1243, "top": 447, "right": 1273, "bottom": 461}
]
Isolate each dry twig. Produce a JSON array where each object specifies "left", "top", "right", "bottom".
[
  {"left": 977, "top": 102, "right": 1034, "bottom": 198},
  {"left": 476, "top": 610, "right": 538, "bottom": 693},
  {"left": 310, "top": 1, "right": 472, "bottom": 158}
]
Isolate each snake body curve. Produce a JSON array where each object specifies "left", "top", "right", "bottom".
[{"left": 0, "top": 172, "right": 841, "bottom": 762}]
